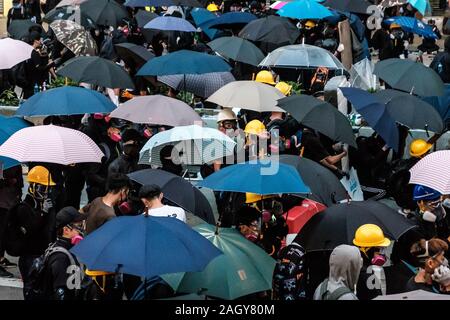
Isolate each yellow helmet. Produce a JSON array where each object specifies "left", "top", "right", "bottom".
[
  {"left": 390, "top": 23, "right": 401, "bottom": 29},
  {"left": 85, "top": 269, "right": 114, "bottom": 277},
  {"left": 305, "top": 20, "right": 316, "bottom": 29},
  {"left": 244, "top": 119, "right": 266, "bottom": 135},
  {"left": 27, "top": 166, "right": 56, "bottom": 186},
  {"left": 353, "top": 224, "right": 391, "bottom": 248},
  {"left": 275, "top": 81, "right": 292, "bottom": 96},
  {"left": 207, "top": 3, "right": 219, "bottom": 11},
  {"left": 410, "top": 139, "right": 432, "bottom": 158},
  {"left": 245, "top": 193, "right": 274, "bottom": 204},
  {"left": 255, "top": 70, "right": 276, "bottom": 85}
]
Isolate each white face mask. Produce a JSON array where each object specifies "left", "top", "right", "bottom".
[
  {"left": 422, "top": 210, "right": 437, "bottom": 223},
  {"left": 442, "top": 198, "right": 450, "bottom": 209}
]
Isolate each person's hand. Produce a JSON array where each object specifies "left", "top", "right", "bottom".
[
  {"left": 337, "top": 168, "right": 349, "bottom": 179},
  {"left": 42, "top": 198, "right": 53, "bottom": 214}
]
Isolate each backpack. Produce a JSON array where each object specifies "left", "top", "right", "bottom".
[
  {"left": 11, "top": 61, "right": 29, "bottom": 89},
  {"left": 25, "top": 243, "right": 77, "bottom": 301},
  {"left": 318, "top": 279, "right": 353, "bottom": 300},
  {"left": 430, "top": 52, "right": 450, "bottom": 83}
]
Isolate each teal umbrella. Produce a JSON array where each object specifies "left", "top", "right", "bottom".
[{"left": 161, "top": 224, "right": 276, "bottom": 300}]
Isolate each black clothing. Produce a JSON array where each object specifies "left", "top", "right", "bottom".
[
  {"left": 6, "top": 7, "right": 25, "bottom": 28},
  {"left": 301, "top": 130, "right": 330, "bottom": 163},
  {"left": 404, "top": 277, "right": 438, "bottom": 293}
]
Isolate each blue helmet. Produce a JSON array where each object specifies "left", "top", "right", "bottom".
[{"left": 413, "top": 185, "right": 441, "bottom": 201}]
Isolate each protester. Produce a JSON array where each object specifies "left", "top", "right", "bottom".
[{"left": 139, "top": 184, "right": 186, "bottom": 222}]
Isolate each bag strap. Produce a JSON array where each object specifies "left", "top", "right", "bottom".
[
  {"left": 319, "top": 279, "right": 329, "bottom": 300},
  {"left": 45, "top": 244, "right": 76, "bottom": 267},
  {"left": 328, "top": 286, "right": 353, "bottom": 300}
]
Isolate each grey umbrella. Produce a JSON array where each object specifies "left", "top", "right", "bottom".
[
  {"left": 278, "top": 94, "right": 357, "bottom": 147},
  {"left": 374, "top": 58, "right": 445, "bottom": 97},
  {"left": 158, "top": 72, "right": 235, "bottom": 98},
  {"left": 207, "top": 36, "right": 265, "bottom": 66},
  {"left": 80, "top": 0, "right": 129, "bottom": 27},
  {"left": 7, "top": 20, "right": 42, "bottom": 40}
]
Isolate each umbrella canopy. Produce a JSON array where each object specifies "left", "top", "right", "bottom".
[
  {"left": 340, "top": 87, "right": 399, "bottom": 151},
  {"left": 279, "top": 155, "right": 348, "bottom": 206},
  {"left": 50, "top": 20, "right": 97, "bottom": 56},
  {"left": 207, "top": 36, "right": 265, "bottom": 66},
  {"left": 134, "top": 9, "right": 158, "bottom": 28},
  {"left": 125, "top": 0, "right": 202, "bottom": 7},
  {"left": 71, "top": 215, "right": 222, "bottom": 278},
  {"left": 139, "top": 125, "right": 236, "bottom": 166},
  {"left": 323, "top": 0, "right": 372, "bottom": 14},
  {"left": 57, "top": 56, "right": 135, "bottom": 89},
  {"left": 277, "top": 0, "right": 333, "bottom": 20},
  {"left": 259, "top": 44, "right": 345, "bottom": 70},
  {"left": 409, "top": 150, "right": 450, "bottom": 195},
  {"left": 206, "top": 80, "right": 286, "bottom": 112},
  {"left": 56, "top": 0, "right": 88, "bottom": 7},
  {"left": 137, "top": 50, "right": 231, "bottom": 76},
  {"left": 128, "top": 169, "right": 215, "bottom": 224},
  {"left": 110, "top": 95, "right": 202, "bottom": 126},
  {"left": 349, "top": 58, "right": 377, "bottom": 91},
  {"left": 158, "top": 72, "right": 235, "bottom": 98},
  {"left": 294, "top": 200, "right": 417, "bottom": 251},
  {"left": 144, "top": 16, "right": 196, "bottom": 32},
  {"left": 43, "top": 6, "right": 96, "bottom": 29},
  {"left": 278, "top": 95, "right": 357, "bottom": 147},
  {"left": 80, "top": 0, "right": 129, "bottom": 27},
  {"left": 197, "top": 161, "right": 311, "bottom": 195},
  {"left": 374, "top": 58, "right": 445, "bottom": 97},
  {"left": 16, "top": 86, "right": 117, "bottom": 117},
  {"left": 384, "top": 16, "right": 438, "bottom": 39},
  {"left": 7, "top": 20, "right": 43, "bottom": 40},
  {"left": 191, "top": 8, "right": 226, "bottom": 40},
  {"left": 114, "top": 43, "right": 154, "bottom": 68},
  {"left": 200, "top": 12, "right": 257, "bottom": 30},
  {"left": 161, "top": 224, "right": 276, "bottom": 300},
  {"left": 374, "top": 290, "right": 450, "bottom": 300},
  {"left": 239, "top": 15, "right": 300, "bottom": 46},
  {"left": 0, "top": 116, "right": 31, "bottom": 170},
  {"left": 0, "top": 125, "right": 104, "bottom": 165},
  {"left": 407, "top": 0, "right": 432, "bottom": 15},
  {"left": 0, "top": 38, "right": 33, "bottom": 70}
]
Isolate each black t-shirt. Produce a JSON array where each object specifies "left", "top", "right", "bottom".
[
  {"left": 301, "top": 130, "right": 330, "bottom": 163},
  {"left": 404, "top": 276, "right": 439, "bottom": 293}
]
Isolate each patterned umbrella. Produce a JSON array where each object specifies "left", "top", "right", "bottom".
[
  {"left": 157, "top": 72, "right": 235, "bottom": 98},
  {"left": 50, "top": 20, "right": 97, "bottom": 56},
  {"left": 409, "top": 151, "right": 450, "bottom": 194}
]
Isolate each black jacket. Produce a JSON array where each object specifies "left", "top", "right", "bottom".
[{"left": 107, "top": 154, "right": 140, "bottom": 177}]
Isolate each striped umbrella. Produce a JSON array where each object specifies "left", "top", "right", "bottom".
[
  {"left": 0, "top": 125, "right": 104, "bottom": 165},
  {"left": 409, "top": 151, "right": 450, "bottom": 194}
]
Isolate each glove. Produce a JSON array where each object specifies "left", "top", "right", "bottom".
[
  {"left": 42, "top": 198, "right": 53, "bottom": 214},
  {"left": 432, "top": 266, "right": 450, "bottom": 286},
  {"left": 337, "top": 43, "right": 345, "bottom": 53}
]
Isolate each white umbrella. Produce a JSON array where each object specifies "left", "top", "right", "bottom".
[
  {"left": 206, "top": 80, "right": 286, "bottom": 112},
  {"left": 349, "top": 58, "right": 378, "bottom": 91},
  {"left": 0, "top": 125, "right": 104, "bottom": 165},
  {"left": 409, "top": 150, "right": 450, "bottom": 195},
  {"left": 0, "top": 38, "right": 33, "bottom": 70},
  {"left": 139, "top": 125, "right": 236, "bottom": 167}
]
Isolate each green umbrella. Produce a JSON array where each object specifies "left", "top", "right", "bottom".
[
  {"left": 207, "top": 36, "right": 265, "bottom": 66},
  {"left": 161, "top": 224, "right": 276, "bottom": 300}
]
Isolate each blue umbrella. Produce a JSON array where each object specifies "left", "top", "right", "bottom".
[
  {"left": 125, "top": 0, "right": 173, "bottom": 6},
  {"left": 200, "top": 12, "right": 257, "bottom": 30},
  {"left": 0, "top": 115, "right": 31, "bottom": 169},
  {"left": 384, "top": 16, "right": 437, "bottom": 39},
  {"left": 137, "top": 49, "right": 231, "bottom": 76},
  {"left": 277, "top": 0, "right": 333, "bottom": 20},
  {"left": 197, "top": 161, "right": 311, "bottom": 195},
  {"left": 340, "top": 87, "right": 400, "bottom": 152},
  {"left": 15, "top": 86, "right": 117, "bottom": 117},
  {"left": 423, "top": 85, "right": 450, "bottom": 125},
  {"left": 191, "top": 8, "right": 225, "bottom": 40},
  {"left": 144, "top": 16, "right": 196, "bottom": 32},
  {"left": 408, "top": 0, "right": 431, "bottom": 16},
  {"left": 71, "top": 215, "right": 223, "bottom": 278}
]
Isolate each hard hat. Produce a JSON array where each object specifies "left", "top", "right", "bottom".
[
  {"left": 353, "top": 224, "right": 391, "bottom": 248},
  {"left": 217, "top": 109, "right": 237, "bottom": 123},
  {"left": 207, "top": 3, "right": 219, "bottom": 11},
  {"left": 27, "top": 166, "right": 56, "bottom": 186},
  {"left": 410, "top": 139, "right": 432, "bottom": 158},
  {"left": 305, "top": 20, "right": 316, "bottom": 29},
  {"left": 255, "top": 70, "right": 276, "bottom": 85},
  {"left": 244, "top": 119, "right": 266, "bottom": 135},
  {"left": 245, "top": 193, "right": 274, "bottom": 204},
  {"left": 390, "top": 23, "right": 401, "bottom": 29},
  {"left": 275, "top": 81, "right": 292, "bottom": 96},
  {"left": 413, "top": 185, "right": 441, "bottom": 201},
  {"left": 85, "top": 269, "right": 115, "bottom": 277}
]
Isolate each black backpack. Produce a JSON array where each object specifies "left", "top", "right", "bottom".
[
  {"left": 11, "top": 61, "right": 29, "bottom": 89},
  {"left": 430, "top": 52, "right": 450, "bottom": 83},
  {"left": 25, "top": 243, "right": 77, "bottom": 301}
]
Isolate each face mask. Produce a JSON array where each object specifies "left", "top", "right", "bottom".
[
  {"left": 110, "top": 132, "right": 122, "bottom": 142},
  {"left": 443, "top": 258, "right": 449, "bottom": 267},
  {"left": 93, "top": 113, "right": 104, "bottom": 120},
  {"left": 71, "top": 235, "right": 84, "bottom": 245},
  {"left": 442, "top": 198, "right": 450, "bottom": 209},
  {"left": 371, "top": 254, "right": 387, "bottom": 266},
  {"left": 143, "top": 128, "right": 152, "bottom": 139},
  {"left": 261, "top": 210, "right": 272, "bottom": 223},
  {"left": 422, "top": 210, "right": 437, "bottom": 223},
  {"left": 118, "top": 201, "right": 132, "bottom": 214}
]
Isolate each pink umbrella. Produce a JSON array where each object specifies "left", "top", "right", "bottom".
[
  {"left": 0, "top": 125, "right": 104, "bottom": 165},
  {"left": 109, "top": 95, "right": 202, "bottom": 127},
  {"left": 409, "top": 150, "right": 450, "bottom": 194},
  {"left": 270, "top": 1, "right": 288, "bottom": 10},
  {"left": 0, "top": 38, "right": 33, "bottom": 70}
]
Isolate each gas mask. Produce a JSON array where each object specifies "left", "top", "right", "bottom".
[
  {"left": 240, "top": 221, "right": 260, "bottom": 243},
  {"left": 29, "top": 183, "right": 50, "bottom": 201},
  {"left": 422, "top": 201, "right": 446, "bottom": 223},
  {"left": 110, "top": 132, "right": 122, "bottom": 143},
  {"left": 371, "top": 253, "right": 387, "bottom": 267}
]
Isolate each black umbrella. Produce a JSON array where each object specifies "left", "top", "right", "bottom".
[
  {"left": 57, "top": 56, "right": 135, "bottom": 89},
  {"left": 80, "top": 0, "right": 129, "bottom": 27},
  {"left": 278, "top": 94, "right": 357, "bottom": 148},
  {"left": 323, "top": 0, "right": 372, "bottom": 14},
  {"left": 238, "top": 15, "right": 300, "bottom": 46},
  {"left": 207, "top": 36, "right": 265, "bottom": 66},
  {"left": 279, "top": 155, "right": 348, "bottom": 206},
  {"left": 114, "top": 43, "right": 155, "bottom": 68},
  {"left": 134, "top": 9, "right": 158, "bottom": 28},
  {"left": 128, "top": 169, "right": 215, "bottom": 224},
  {"left": 172, "top": 0, "right": 202, "bottom": 7},
  {"left": 43, "top": 6, "right": 96, "bottom": 29},
  {"left": 294, "top": 200, "right": 417, "bottom": 251},
  {"left": 7, "top": 19, "right": 43, "bottom": 40}
]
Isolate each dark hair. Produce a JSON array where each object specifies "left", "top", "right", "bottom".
[
  {"left": 57, "top": 227, "right": 65, "bottom": 237},
  {"left": 410, "top": 238, "right": 448, "bottom": 266},
  {"left": 106, "top": 173, "right": 131, "bottom": 194},
  {"left": 139, "top": 184, "right": 162, "bottom": 200}
]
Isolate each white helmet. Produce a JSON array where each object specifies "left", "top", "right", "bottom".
[{"left": 217, "top": 108, "right": 237, "bottom": 123}]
